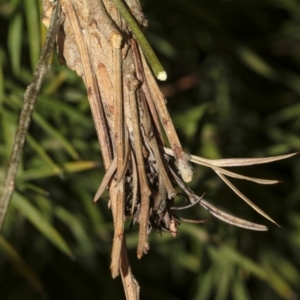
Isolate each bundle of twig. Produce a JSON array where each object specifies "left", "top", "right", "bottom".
[
  {"left": 42, "top": 0, "right": 296, "bottom": 278},
  {"left": 0, "top": 0, "right": 295, "bottom": 299},
  {"left": 43, "top": 0, "right": 196, "bottom": 275}
]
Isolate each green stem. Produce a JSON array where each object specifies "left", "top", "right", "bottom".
[{"left": 112, "top": 0, "right": 167, "bottom": 81}]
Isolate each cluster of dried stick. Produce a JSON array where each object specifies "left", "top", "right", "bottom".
[
  {"left": 43, "top": 0, "right": 195, "bottom": 273},
  {"left": 42, "top": 0, "right": 196, "bottom": 295},
  {"left": 41, "top": 1, "right": 295, "bottom": 299}
]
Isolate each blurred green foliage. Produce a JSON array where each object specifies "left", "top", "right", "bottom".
[{"left": 1, "top": 0, "right": 300, "bottom": 299}]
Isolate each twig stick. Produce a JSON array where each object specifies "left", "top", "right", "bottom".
[
  {"left": 131, "top": 39, "right": 164, "bottom": 145},
  {"left": 94, "top": 158, "right": 117, "bottom": 202},
  {"left": 63, "top": 0, "right": 112, "bottom": 169},
  {"left": 127, "top": 76, "right": 151, "bottom": 258},
  {"left": 111, "top": 44, "right": 125, "bottom": 278},
  {"left": 120, "top": 238, "right": 140, "bottom": 300},
  {"left": 141, "top": 51, "right": 194, "bottom": 183},
  {"left": 131, "top": 39, "right": 176, "bottom": 208},
  {"left": 0, "top": 1, "right": 61, "bottom": 232},
  {"left": 130, "top": 151, "right": 139, "bottom": 215}
]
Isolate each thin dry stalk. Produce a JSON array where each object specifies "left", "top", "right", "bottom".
[{"left": 126, "top": 72, "right": 151, "bottom": 257}]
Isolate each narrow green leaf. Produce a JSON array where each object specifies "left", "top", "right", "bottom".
[
  {"left": 0, "top": 108, "right": 17, "bottom": 160},
  {"left": 0, "top": 49, "right": 5, "bottom": 103},
  {"left": 3, "top": 94, "right": 81, "bottom": 160},
  {"left": 215, "top": 262, "right": 232, "bottom": 300},
  {"left": 11, "top": 192, "right": 73, "bottom": 258},
  {"left": 232, "top": 276, "right": 251, "bottom": 300},
  {"left": 267, "top": 103, "right": 300, "bottom": 125},
  {"left": 177, "top": 252, "right": 200, "bottom": 272},
  {"left": 24, "top": 0, "right": 40, "bottom": 70},
  {"left": 42, "top": 70, "right": 69, "bottom": 95},
  {"left": 18, "top": 183, "right": 50, "bottom": 196},
  {"left": 33, "top": 111, "right": 80, "bottom": 160},
  {"left": 222, "top": 246, "right": 267, "bottom": 279},
  {"left": 193, "top": 267, "right": 215, "bottom": 300},
  {"left": 38, "top": 96, "right": 91, "bottom": 126},
  {"left": 74, "top": 185, "right": 107, "bottom": 234},
  {"left": 10, "top": 0, "right": 22, "bottom": 12},
  {"left": 26, "top": 134, "right": 64, "bottom": 177},
  {"left": 180, "top": 223, "right": 210, "bottom": 243},
  {"left": 267, "top": 249, "right": 300, "bottom": 287},
  {"left": 0, "top": 236, "right": 44, "bottom": 292},
  {"left": 262, "top": 257, "right": 296, "bottom": 299},
  {"left": 236, "top": 45, "right": 279, "bottom": 81},
  {"left": 54, "top": 206, "right": 96, "bottom": 260},
  {"left": 174, "top": 103, "right": 210, "bottom": 138},
  {"left": 267, "top": 126, "right": 300, "bottom": 149},
  {"left": 18, "top": 161, "right": 99, "bottom": 181},
  {"left": 8, "top": 12, "right": 23, "bottom": 75}
]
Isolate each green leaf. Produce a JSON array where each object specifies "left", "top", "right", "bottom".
[
  {"left": 193, "top": 267, "right": 215, "bottom": 300},
  {"left": 174, "top": 103, "right": 210, "bottom": 138},
  {"left": 38, "top": 96, "right": 92, "bottom": 126},
  {"left": 24, "top": 0, "right": 40, "bottom": 70},
  {"left": 26, "top": 134, "right": 64, "bottom": 177},
  {"left": 221, "top": 246, "right": 267, "bottom": 280},
  {"left": 11, "top": 192, "right": 74, "bottom": 258},
  {"left": 0, "top": 236, "right": 44, "bottom": 292},
  {"left": 261, "top": 254, "right": 296, "bottom": 299},
  {"left": 267, "top": 103, "right": 300, "bottom": 125},
  {"left": 18, "top": 161, "right": 99, "bottom": 181},
  {"left": 180, "top": 222, "right": 210, "bottom": 243},
  {"left": 32, "top": 111, "right": 80, "bottom": 160},
  {"left": 177, "top": 252, "right": 200, "bottom": 272},
  {"left": 0, "top": 107, "right": 17, "bottom": 160},
  {"left": 54, "top": 206, "right": 96, "bottom": 262},
  {"left": 0, "top": 49, "right": 5, "bottom": 103},
  {"left": 236, "top": 45, "right": 279, "bottom": 81},
  {"left": 232, "top": 276, "right": 251, "bottom": 300},
  {"left": 8, "top": 12, "right": 22, "bottom": 76}
]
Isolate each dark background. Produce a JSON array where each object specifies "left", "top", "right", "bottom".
[{"left": 1, "top": 0, "right": 300, "bottom": 299}]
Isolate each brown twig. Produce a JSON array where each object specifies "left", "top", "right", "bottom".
[
  {"left": 125, "top": 67, "right": 151, "bottom": 258},
  {"left": 140, "top": 51, "right": 194, "bottom": 183}
]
